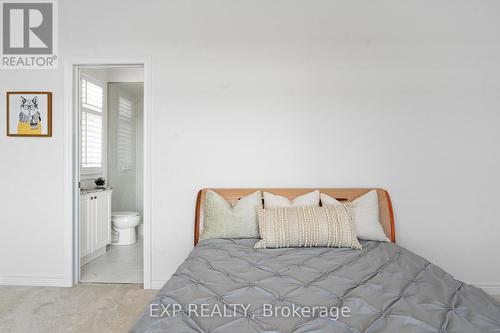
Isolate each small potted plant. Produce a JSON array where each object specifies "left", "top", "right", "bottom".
[{"left": 94, "top": 177, "right": 106, "bottom": 189}]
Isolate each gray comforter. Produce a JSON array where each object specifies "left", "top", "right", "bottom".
[{"left": 132, "top": 239, "right": 500, "bottom": 333}]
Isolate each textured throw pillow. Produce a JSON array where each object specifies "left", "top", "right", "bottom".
[
  {"left": 200, "top": 190, "right": 262, "bottom": 240},
  {"left": 320, "top": 190, "right": 390, "bottom": 242},
  {"left": 255, "top": 205, "right": 362, "bottom": 249},
  {"left": 263, "top": 190, "right": 320, "bottom": 208}
]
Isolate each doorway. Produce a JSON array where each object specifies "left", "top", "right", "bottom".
[{"left": 64, "top": 58, "right": 151, "bottom": 288}]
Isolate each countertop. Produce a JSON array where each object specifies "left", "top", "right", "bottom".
[{"left": 80, "top": 187, "right": 113, "bottom": 195}]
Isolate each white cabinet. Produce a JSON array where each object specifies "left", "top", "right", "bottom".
[
  {"left": 93, "top": 193, "right": 111, "bottom": 250},
  {"left": 79, "top": 195, "right": 92, "bottom": 258},
  {"left": 80, "top": 189, "right": 112, "bottom": 266}
]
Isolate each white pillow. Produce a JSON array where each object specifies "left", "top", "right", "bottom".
[
  {"left": 255, "top": 205, "right": 362, "bottom": 250},
  {"left": 320, "top": 190, "right": 390, "bottom": 242},
  {"left": 263, "top": 190, "right": 320, "bottom": 208}
]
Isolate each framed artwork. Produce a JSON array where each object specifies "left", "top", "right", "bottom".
[{"left": 6, "top": 92, "right": 52, "bottom": 137}]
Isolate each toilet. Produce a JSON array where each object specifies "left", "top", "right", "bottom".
[{"left": 111, "top": 211, "right": 141, "bottom": 245}]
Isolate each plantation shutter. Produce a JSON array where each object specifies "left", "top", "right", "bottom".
[{"left": 81, "top": 77, "right": 104, "bottom": 173}]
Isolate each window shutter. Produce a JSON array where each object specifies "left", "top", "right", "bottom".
[
  {"left": 81, "top": 77, "right": 104, "bottom": 172},
  {"left": 118, "top": 97, "right": 133, "bottom": 170}
]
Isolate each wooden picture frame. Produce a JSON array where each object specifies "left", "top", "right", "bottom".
[{"left": 6, "top": 91, "right": 52, "bottom": 137}]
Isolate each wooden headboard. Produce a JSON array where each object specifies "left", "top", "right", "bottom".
[{"left": 194, "top": 188, "right": 395, "bottom": 245}]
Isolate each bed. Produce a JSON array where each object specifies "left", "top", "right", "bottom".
[{"left": 132, "top": 189, "right": 500, "bottom": 333}]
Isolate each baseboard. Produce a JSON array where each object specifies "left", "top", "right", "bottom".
[
  {"left": 80, "top": 246, "right": 107, "bottom": 266},
  {"left": 476, "top": 285, "right": 500, "bottom": 295},
  {"left": 151, "top": 280, "right": 166, "bottom": 290},
  {"left": 0, "top": 276, "right": 67, "bottom": 287}
]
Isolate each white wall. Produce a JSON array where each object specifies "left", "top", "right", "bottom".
[
  {"left": 107, "top": 68, "right": 144, "bottom": 83},
  {"left": 1, "top": 0, "right": 499, "bottom": 290}
]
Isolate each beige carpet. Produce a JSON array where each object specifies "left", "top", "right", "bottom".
[
  {"left": 0, "top": 284, "right": 499, "bottom": 333},
  {"left": 0, "top": 283, "right": 157, "bottom": 333}
]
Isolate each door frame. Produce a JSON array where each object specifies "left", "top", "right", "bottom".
[{"left": 63, "top": 56, "right": 152, "bottom": 288}]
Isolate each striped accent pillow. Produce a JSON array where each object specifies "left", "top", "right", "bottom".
[{"left": 255, "top": 205, "right": 362, "bottom": 249}]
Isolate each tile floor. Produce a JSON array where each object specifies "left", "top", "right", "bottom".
[{"left": 80, "top": 237, "right": 143, "bottom": 283}]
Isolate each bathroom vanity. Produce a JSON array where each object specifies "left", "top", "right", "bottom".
[{"left": 80, "top": 188, "right": 112, "bottom": 266}]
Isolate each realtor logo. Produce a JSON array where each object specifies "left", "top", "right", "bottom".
[{"left": 1, "top": 0, "right": 58, "bottom": 69}]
